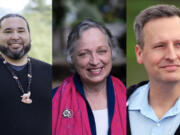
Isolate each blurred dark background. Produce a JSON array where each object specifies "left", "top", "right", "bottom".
[{"left": 53, "top": 0, "right": 126, "bottom": 88}]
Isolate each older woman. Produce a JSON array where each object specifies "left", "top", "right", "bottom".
[{"left": 52, "top": 19, "right": 126, "bottom": 135}]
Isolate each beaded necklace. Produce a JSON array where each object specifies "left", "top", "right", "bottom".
[{"left": 0, "top": 55, "right": 32, "bottom": 104}]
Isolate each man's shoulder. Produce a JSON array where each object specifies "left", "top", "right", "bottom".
[
  {"left": 127, "top": 81, "right": 150, "bottom": 112},
  {"left": 127, "top": 81, "right": 149, "bottom": 99},
  {"left": 29, "top": 57, "right": 51, "bottom": 68}
]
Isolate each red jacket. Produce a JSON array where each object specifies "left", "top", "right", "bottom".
[{"left": 52, "top": 75, "right": 126, "bottom": 135}]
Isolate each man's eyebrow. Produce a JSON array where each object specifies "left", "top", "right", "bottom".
[{"left": 17, "top": 27, "right": 26, "bottom": 30}]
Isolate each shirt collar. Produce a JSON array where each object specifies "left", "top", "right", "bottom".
[
  {"left": 128, "top": 82, "right": 180, "bottom": 121},
  {"left": 128, "top": 82, "right": 150, "bottom": 110},
  {"left": 128, "top": 83, "right": 161, "bottom": 121},
  {"left": 163, "top": 97, "right": 180, "bottom": 118}
]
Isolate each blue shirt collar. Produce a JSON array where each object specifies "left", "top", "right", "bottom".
[
  {"left": 128, "top": 82, "right": 150, "bottom": 110},
  {"left": 128, "top": 82, "right": 180, "bottom": 121}
]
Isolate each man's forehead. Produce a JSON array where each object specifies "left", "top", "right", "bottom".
[
  {"left": 142, "top": 16, "right": 180, "bottom": 45},
  {"left": 1, "top": 17, "right": 27, "bottom": 29},
  {"left": 143, "top": 16, "right": 180, "bottom": 29}
]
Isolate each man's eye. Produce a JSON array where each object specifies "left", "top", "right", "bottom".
[
  {"left": 17, "top": 26, "right": 26, "bottom": 32},
  {"left": 176, "top": 42, "right": 180, "bottom": 46},
  {"left": 154, "top": 45, "right": 164, "bottom": 48},
  {"left": 4, "top": 30, "right": 12, "bottom": 33},
  {"left": 18, "top": 30, "right": 25, "bottom": 33}
]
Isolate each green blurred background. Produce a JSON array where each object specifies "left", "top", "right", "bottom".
[
  {"left": 127, "top": 0, "right": 180, "bottom": 87},
  {"left": 25, "top": 0, "right": 52, "bottom": 64}
]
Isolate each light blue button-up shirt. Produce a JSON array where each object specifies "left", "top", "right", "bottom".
[{"left": 128, "top": 83, "right": 180, "bottom": 135}]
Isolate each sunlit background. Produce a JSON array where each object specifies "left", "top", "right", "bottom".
[{"left": 0, "top": 0, "right": 52, "bottom": 64}]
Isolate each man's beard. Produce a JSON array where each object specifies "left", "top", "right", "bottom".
[{"left": 0, "top": 43, "right": 31, "bottom": 60}]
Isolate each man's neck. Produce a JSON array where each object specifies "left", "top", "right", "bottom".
[
  {"left": 149, "top": 80, "right": 180, "bottom": 119},
  {"left": 1, "top": 53, "right": 28, "bottom": 66}
]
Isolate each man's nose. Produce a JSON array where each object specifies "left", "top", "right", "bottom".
[
  {"left": 10, "top": 32, "right": 20, "bottom": 40},
  {"left": 165, "top": 44, "right": 177, "bottom": 61}
]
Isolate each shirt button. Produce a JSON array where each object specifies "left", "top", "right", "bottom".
[{"left": 157, "top": 123, "right": 160, "bottom": 127}]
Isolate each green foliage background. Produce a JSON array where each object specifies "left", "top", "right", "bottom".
[
  {"left": 23, "top": 0, "right": 52, "bottom": 64},
  {"left": 127, "top": 0, "right": 180, "bottom": 87}
]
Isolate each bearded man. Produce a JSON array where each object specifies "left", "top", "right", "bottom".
[{"left": 0, "top": 14, "right": 51, "bottom": 135}]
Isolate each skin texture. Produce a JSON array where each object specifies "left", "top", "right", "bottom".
[
  {"left": 71, "top": 28, "right": 112, "bottom": 110},
  {"left": 135, "top": 16, "right": 180, "bottom": 119},
  {"left": 136, "top": 16, "right": 180, "bottom": 84},
  {"left": 72, "top": 28, "right": 112, "bottom": 86},
  {"left": 0, "top": 17, "right": 31, "bottom": 65}
]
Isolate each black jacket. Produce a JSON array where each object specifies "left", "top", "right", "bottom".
[
  {"left": 127, "top": 81, "right": 180, "bottom": 135},
  {"left": 0, "top": 58, "right": 51, "bottom": 135}
]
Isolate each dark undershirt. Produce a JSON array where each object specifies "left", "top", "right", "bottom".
[
  {"left": 8, "top": 63, "right": 27, "bottom": 71},
  {"left": 7, "top": 63, "right": 28, "bottom": 93},
  {"left": 0, "top": 58, "right": 51, "bottom": 135}
]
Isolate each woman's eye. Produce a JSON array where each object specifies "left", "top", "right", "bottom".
[
  {"left": 98, "top": 50, "right": 107, "bottom": 54},
  {"left": 78, "top": 52, "right": 87, "bottom": 57}
]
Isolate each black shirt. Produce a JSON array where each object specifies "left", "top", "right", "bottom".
[{"left": 0, "top": 58, "right": 51, "bottom": 135}]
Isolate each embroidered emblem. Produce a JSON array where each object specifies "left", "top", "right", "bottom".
[{"left": 63, "top": 109, "right": 73, "bottom": 118}]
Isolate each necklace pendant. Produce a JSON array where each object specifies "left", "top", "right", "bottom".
[{"left": 21, "top": 91, "right": 32, "bottom": 104}]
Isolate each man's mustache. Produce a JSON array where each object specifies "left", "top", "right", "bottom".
[{"left": 7, "top": 40, "right": 24, "bottom": 45}]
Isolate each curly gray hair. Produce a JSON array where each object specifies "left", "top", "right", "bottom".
[{"left": 66, "top": 19, "right": 113, "bottom": 70}]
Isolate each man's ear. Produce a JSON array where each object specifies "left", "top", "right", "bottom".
[{"left": 135, "top": 45, "right": 143, "bottom": 64}]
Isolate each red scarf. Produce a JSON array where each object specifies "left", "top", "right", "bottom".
[{"left": 52, "top": 75, "right": 126, "bottom": 135}]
